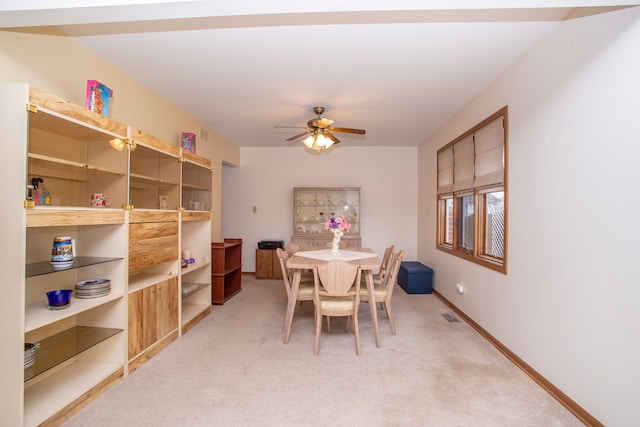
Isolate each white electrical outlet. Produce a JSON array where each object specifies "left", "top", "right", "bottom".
[{"left": 456, "top": 283, "right": 464, "bottom": 294}]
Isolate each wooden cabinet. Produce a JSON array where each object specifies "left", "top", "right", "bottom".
[
  {"left": 26, "top": 87, "right": 129, "bottom": 209},
  {"left": 128, "top": 211, "right": 179, "bottom": 273},
  {"left": 181, "top": 150, "right": 212, "bottom": 211},
  {"left": 129, "top": 129, "right": 181, "bottom": 210},
  {"left": 291, "top": 187, "right": 361, "bottom": 248},
  {"left": 255, "top": 248, "right": 284, "bottom": 279},
  {"left": 127, "top": 210, "right": 180, "bottom": 369},
  {"left": 1, "top": 84, "right": 214, "bottom": 426},
  {"left": 128, "top": 277, "right": 179, "bottom": 367},
  {"left": 211, "top": 238, "right": 243, "bottom": 304}
]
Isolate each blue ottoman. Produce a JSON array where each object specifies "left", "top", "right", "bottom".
[{"left": 397, "top": 262, "right": 433, "bottom": 294}]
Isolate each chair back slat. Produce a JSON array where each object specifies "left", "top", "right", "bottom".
[
  {"left": 275, "top": 248, "right": 291, "bottom": 299},
  {"left": 379, "top": 245, "right": 396, "bottom": 279},
  {"left": 285, "top": 242, "right": 300, "bottom": 257},
  {"left": 383, "top": 250, "right": 404, "bottom": 298},
  {"left": 316, "top": 260, "right": 360, "bottom": 296}
]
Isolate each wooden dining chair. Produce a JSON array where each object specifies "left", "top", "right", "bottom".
[
  {"left": 360, "top": 244, "right": 394, "bottom": 290},
  {"left": 312, "top": 260, "right": 362, "bottom": 355},
  {"left": 284, "top": 242, "right": 301, "bottom": 257},
  {"left": 372, "top": 244, "right": 395, "bottom": 284},
  {"left": 360, "top": 250, "right": 404, "bottom": 335},
  {"left": 276, "top": 248, "right": 314, "bottom": 333}
]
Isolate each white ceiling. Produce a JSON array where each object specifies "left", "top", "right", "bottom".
[{"left": 1, "top": 1, "right": 633, "bottom": 148}]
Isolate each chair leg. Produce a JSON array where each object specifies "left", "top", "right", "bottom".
[
  {"left": 326, "top": 316, "right": 332, "bottom": 333},
  {"left": 353, "top": 309, "right": 361, "bottom": 355},
  {"left": 314, "top": 308, "right": 322, "bottom": 355},
  {"left": 384, "top": 302, "right": 396, "bottom": 335}
]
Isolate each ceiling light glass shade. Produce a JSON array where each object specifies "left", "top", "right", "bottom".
[
  {"left": 316, "top": 134, "right": 334, "bottom": 148},
  {"left": 303, "top": 135, "right": 315, "bottom": 148},
  {"left": 302, "top": 133, "right": 335, "bottom": 151}
]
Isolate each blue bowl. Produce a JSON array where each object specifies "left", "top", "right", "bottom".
[{"left": 46, "top": 289, "right": 73, "bottom": 306}]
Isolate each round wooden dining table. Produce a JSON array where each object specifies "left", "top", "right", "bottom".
[{"left": 284, "top": 248, "right": 382, "bottom": 348}]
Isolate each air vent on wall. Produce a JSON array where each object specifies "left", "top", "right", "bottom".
[{"left": 199, "top": 127, "right": 209, "bottom": 142}]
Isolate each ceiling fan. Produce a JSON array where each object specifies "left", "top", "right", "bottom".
[{"left": 278, "top": 106, "right": 366, "bottom": 151}]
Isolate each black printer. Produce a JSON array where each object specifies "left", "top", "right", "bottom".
[{"left": 258, "top": 240, "right": 284, "bottom": 249}]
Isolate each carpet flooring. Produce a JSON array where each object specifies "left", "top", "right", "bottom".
[{"left": 62, "top": 275, "right": 582, "bottom": 426}]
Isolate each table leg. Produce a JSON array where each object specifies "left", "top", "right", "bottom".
[
  {"left": 284, "top": 269, "right": 301, "bottom": 344},
  {"left": 365, "top": 270, "right": 380, "bottom": 347}
]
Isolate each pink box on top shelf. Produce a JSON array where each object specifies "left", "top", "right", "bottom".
[
  {"left": 85, "top": 80, "right": 113, "bottom": 117},
  {"left": 181, "top": 132, "right": 196, "bottom": 153}
]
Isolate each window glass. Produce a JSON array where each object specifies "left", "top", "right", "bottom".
[
  {"left": 444, "top": 198, "right": 454, "bottom": 245},
  {"left": 436, "top": 106, "right": 507, "bottom": 273},
  {"left": 483, "top": 191, "right": 505, "bottom": 259},
  {"left": 457, "top": 194, "right": 474, "bottom": 252}
]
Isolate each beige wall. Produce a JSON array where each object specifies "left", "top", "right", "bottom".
[
  {"left": 418, "top": 7, "right": 640, "bottom": 426},
  {"left": 0, "top": 30, "right": 240, "bottom": 241},
  {"left": 222, "top": 146, "right": 418, "bottom": 272}
]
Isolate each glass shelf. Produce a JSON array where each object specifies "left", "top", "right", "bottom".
[
  {"left": 26, "top": 256, "right": 123, "bottom": 278},
  {"left": 182, "top": 159, "right": 212, "bottom": 211},
  {"left": 24, "top": 326, "right": 122, "bottom": 382},
  {"left": 181, "top": 282, "right": 209, "bottom": 299}
]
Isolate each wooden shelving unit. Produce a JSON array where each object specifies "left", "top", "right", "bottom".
[
  {"left": 180, "top": 209, "right": 212, "bottom": 333},
  {"left": 1, "top": 84, "right": 214, "bottom": 427},
  {"left": 211, "top": 238, "right": 243, "bottom": 304}
]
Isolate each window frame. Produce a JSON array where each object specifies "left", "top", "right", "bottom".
[{"left": 436, "top": 107, "right": 508, "bottom": 274}]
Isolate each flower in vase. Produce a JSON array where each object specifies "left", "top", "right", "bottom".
[{"left": 325, "top": 215, "right": 351, "bottom": 232}]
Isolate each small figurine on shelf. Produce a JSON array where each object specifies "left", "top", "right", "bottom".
[
  {"left": 40, "top": 185, "right": 51, "bottom": 205},
  {"left": 31, "top": 177, "right": 47, "bottom": 205}
]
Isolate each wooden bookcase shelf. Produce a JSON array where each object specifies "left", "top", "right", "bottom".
[
  {"left": 2, "top": 84, "right": 214, "bottom": 427},
  {"left": 211, "top": 238, "right": 243, "bottom": 304}
]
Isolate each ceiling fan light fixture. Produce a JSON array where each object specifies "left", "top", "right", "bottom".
[
  {"left": 281, "top": 105, "right": 364, "bottom": 152},
  {"left": 303, "top": 135, "right": 315, "bottom": 149},
  {"left": 317, "top": 134, "right": 333, "bottom": 148},
  {"left": 303, "top": 132, "right": 334, "bottom": 152}
]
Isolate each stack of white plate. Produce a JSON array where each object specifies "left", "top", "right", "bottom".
[
  {"left": 75, "top": 279, "right": 111, "bottom": 298},
  {"left": 24, "top": 342, "right": 39, "bottom": 369}
]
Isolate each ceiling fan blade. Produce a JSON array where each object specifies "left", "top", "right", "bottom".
[
  {"left": 286, "top": 130, "right": 312, "bottom": 141},
  {"left": 327, "top": 127, "right": 366, "bottom": 135},
  {"left": 274, "top": 125, "right": 307, "bottom": 128},
  {"left": 325, "top": 131, "right": 340, "bottom": 144}
]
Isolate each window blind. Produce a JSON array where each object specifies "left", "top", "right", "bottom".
[
  {"left": 437, "top": 113, "right": 505, "bottom": 195},
  {"left": 437, "top": 146, "right": 453, "bottom": 194},
  {"left": 473, "top": 116, "right": 504, "bottom": 188},
  {"left": 451, "top": 134, "right": 474, "bottom": 192}
]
